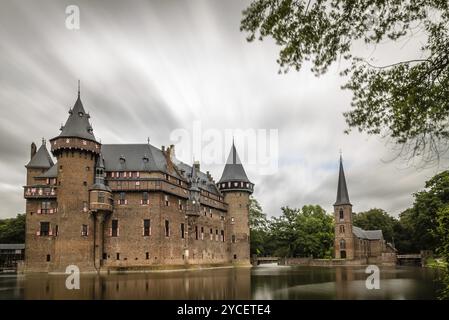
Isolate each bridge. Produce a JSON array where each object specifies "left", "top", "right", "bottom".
[
  {"left": 251, "top": 256, "right": 280, "bottom": 266},
  {"left": 397, "top": 254, "right": 422, "bottom": 266}
]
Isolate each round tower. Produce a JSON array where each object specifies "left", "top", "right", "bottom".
[
  {"left": 49, "top": 84, "right": 101, "bottom": 271},
  {"left": 217, "top": 142, "right": 254, "bottom": 265}
]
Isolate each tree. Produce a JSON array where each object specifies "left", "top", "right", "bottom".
[
  {"left": 409, "top": 170, "right": 449, "bottom": 251},
  {"left": 436, "top": 205, "right": 449, "bottom": 299},
  {"left": 241, "top": 1, "right": 449, "bottom": 165},
  {"left": 0, "top": 214, "right": 25, "bottom": 244},
  {"left": 249, "top": 196, "right": 270, "bottom": 255},
  {"left": 270, "top": 205, "right": 334, "bottom": 258},
  {"left": 352, "top": 208, "right": 397, "bottom": 242}
]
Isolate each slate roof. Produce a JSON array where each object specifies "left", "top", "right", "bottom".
[
  {"left": 352, "top": 226, "right": 383, "bottom": 240},
  {"left": 218, "top": 142, "right": 250, "bottom": 183},
  {"left": 334, "top": 155, "right": 351, "bottom": 206},
  {"left": 26, "top": 143, "right": 54, "bottom": 169},
  {"left": 57, "top": 94, "right": 97, "bottom": 142},
  {"left": 101, "top": 144, "right": 221, "bottom": 196},
  {"left": 37, "top": 163, "right": 58, "bottom": 178}
]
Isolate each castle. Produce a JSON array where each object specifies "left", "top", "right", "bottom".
[
  {"left": 333, "top": 156, "right": 396, "bottom": 263},
  {"left": 23, "top": 87, "right": 254, "bottom": 273}
]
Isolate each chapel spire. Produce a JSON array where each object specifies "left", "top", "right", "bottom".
[{"left": 334, "top": 154, "right": 351, "bottom": 206}]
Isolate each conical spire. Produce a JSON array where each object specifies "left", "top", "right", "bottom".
[
  {"left": 26, "top": 140, "right": 54, "bottom": 168},
  {"left": 90, "top": 153, "right": 111, "bottom": 192},
  {"left": 57, "top": 84, "right": 96, "bottom": 141},
  {"left": 334, "top": 155, "right": 351, "bottom": 206},
  {"left": 219, "top": 141, "right": 250, "bottom": 183}
]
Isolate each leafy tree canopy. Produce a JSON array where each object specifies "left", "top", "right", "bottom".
[
  {"left": 353, "top": 208, "right": 397, "bottom": 242},
  {"left": 241, "top": 0, "right": 449, "bottom": 165},
  {"left": 0, "top": 214, "right": 25, "bottom": 244}
]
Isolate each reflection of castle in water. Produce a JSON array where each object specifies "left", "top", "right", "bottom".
[{"left": 22, "top": 268, "right": 251, "bottom": 300}]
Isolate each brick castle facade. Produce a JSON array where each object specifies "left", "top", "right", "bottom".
[{"left": 23, "top": 87, "right": 254, "bottom": 273}]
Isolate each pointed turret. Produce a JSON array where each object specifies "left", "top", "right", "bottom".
[
  {"left": 26, "top": 139, "right": 54, "bottom": 169},
  {"left": 50, "top": 84, "right": 101, "bottom": 157},
  {"left": 334, "top": 155, "right": 351, "bottom": 206},
  {"left": 90, "top": 154, "right": 111, "bottom": 192},
  {"left": 58, "top": 85, "right": 96, "bottom": 142},
  {"left": 217, "top": 141, "right": 254, "bottom": 194}
]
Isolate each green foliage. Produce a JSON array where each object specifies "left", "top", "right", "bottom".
[
  {"left": 0, "top": 214, "right": 25, "bottom": 244},
  {"left": 241, "top": 0, "right": 449, "bottom": 163},
  {"left": 436, "top": 205, "right": 449, "bottom": 299},
  {"left": 249, "top": 196, "right": 270, "bottom": 255},
  {"left": 353, "top": 208, "right": 397, "bottom": 242},
  {"left": 270, "top": 205, "right": 334, "bottom": 258},
  {"left": 249, "top": 198, "right": 334, "bottom": 258}
]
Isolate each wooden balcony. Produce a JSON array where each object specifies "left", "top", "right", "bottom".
[{"left": 24, "top": 186, "right": 57, "bottom": 199}]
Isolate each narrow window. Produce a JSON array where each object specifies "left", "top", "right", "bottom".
[
  {"left": 165, "top": 195, "right": 169, "bottom": 206},
  {"left": 102, "top": 253, "right": 107, "bottom": 260},
  {"left": 231, "top": 217, "right": 235, "bottom": 223},
  {"left": 178, "top": 199, "right": 182, "bottom": 210},
  {"left": 233, "top": 254, "right": 237, "bottom": 260},
  {"left": 98, "top": 192, "right": 105, "bottom": 203},
  {"left": 339, "top": 209, "right": 344, "bottom": 221},
  {"left": 232, "top": 235, "right": 236, "bottom": 243},
  {"left": 40, "top": 222, "right": 50, "bottom": 236},
  {"left": 81, "top": 224, "right": 88, "bottom": 236},
  {"left": 119, "top": 192, "right": 126, "bottom": 205},
  {"left": 221, "top": 230, "right": 225, "bottom": 242},
  {"left": 83, "top": 201, "right": 88, "bottom": 212},
  {"left": 210, "top": 228, "right": 213, "bottom": 240},
  {"left": 142, "top": 192, "right": 149, "bottom": 205},
  {"left": 143, "top": 219, "right": 151, "bottom": 236},
  {"left": 111, "top": 219, "right": 118, "bottom": 237},
  {"left": 46, "top": 254, "right": 51, "bottom": 262},
  {"left": 201, "top": 227, "right": 204, "bottom": 240},
  {"left": 340, "top": 225, "right": 345, "bottom": 233},
  {"left": 116, "top": 253, "right": 120, "bottom": 260},
  {"left": 215, "top": 229, "right": 218, "bottom": 241},
  {"left": 146, "top": 252, "right": 149, "bottom": 260},
  {"left": 55, "top": 225, "right": 59, "bottom": 236},
  {"left": 165, "top": 220, "right": 170, "bottom": 237},
  {"left": 181, "top": 223, "right": 185, "bottom": 239},
  {"left": 195, "top": 226, "right": 198, "bottom": 240},
  {"left": 340, "top": 239, "right": 346, "bottom": 250}
]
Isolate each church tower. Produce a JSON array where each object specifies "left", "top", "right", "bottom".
[
  {"left": 49, "top": 84, "right": 101, "bottom": 271},
  {"left": 217, "top": 141, "right": 254, "bottom": 265},
  {"left": 333, "top": 155, "right": 354, "bottom": 259}
]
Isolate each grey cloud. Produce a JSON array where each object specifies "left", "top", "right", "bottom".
[{"left": 0, "top": 0, "right": 445, "bottom": 219}]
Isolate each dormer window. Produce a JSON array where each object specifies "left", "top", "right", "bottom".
[{"left": 78, "top": 111, "right": 84, "bottom": 117}]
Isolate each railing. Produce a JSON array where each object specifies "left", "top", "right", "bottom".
[
  {"left": 107, "top": 179, "right": 227, "bottom": 211},
  {"left": 24, "top": 186, "right": 57, "bottom": 198}
]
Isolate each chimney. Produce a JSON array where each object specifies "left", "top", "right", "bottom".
[
  {"left": 161, "top": 145, "right": 165, "bottom": 152},
  {"left": 206, "top": 171, "right": 213, "bottom": 182},
  {"left": 30, "top": 142, "right": 37, "bottom": 160},
  {"left": 168, "top": 144, "right": 175, "bottom": 160},
  {"left": 194, "top": 161, "right": 200, "bottom": 172}
]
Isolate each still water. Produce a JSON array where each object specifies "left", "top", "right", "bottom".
[{"left": 0, "top": 264, "right": 442, "bottom": 300}]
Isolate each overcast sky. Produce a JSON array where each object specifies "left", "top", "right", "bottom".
[{"left": 0, "top": 0, "right": 446, "bottom": 219}]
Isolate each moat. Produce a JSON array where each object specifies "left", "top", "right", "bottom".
[{"left": 0, "top": 265, "right": 441, "bottom": 299}]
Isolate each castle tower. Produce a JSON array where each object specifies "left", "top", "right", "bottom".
[
  {"left": 49, "top": 85, "right": 101, "bottom": 271},
  {"left": 217, "top": 141, "right": 254, "bottom": 265},
  {"left": 333, "top": 155, "right": 354, "bottom": 259},
  {"left": 25, "top": 139, "right": 54, "bottom": 185}
]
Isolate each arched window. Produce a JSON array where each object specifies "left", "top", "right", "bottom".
[
  {"left": 339, "top": 225, "right": 345, "bottom": 233},
  {"left": 340, "top": 239, "right": 346, "bottom": 250},
  {"left": 339, "top": 209, "right": 344, "bottom": 221}
]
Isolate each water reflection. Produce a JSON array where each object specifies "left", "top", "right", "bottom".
[{"left": 0, "top": 265, "right": 441, "bottom": 300}]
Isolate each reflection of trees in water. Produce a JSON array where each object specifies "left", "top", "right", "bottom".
[{"left": 22, "top": 268, "right": 252, "bottom": 300}]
